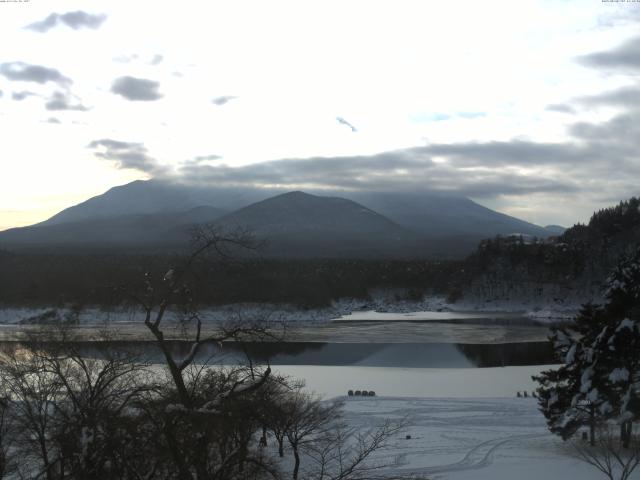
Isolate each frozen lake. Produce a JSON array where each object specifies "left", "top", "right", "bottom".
[
  {"left": 0, "top": 307, "right": 556, "bottom": 343},
  {"left": 1, "top": 307, "right": 561, "bottom": 400}
]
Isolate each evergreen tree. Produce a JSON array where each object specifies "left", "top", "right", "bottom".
[
  {"left": 534, "top": 246, "right": 640, "bottom": 445},
  {"left": 597, "top": 247, "right": 640, "bottom": 447},
  {"left": 533, "top": 304, "right": 607, "bottom": 445}
]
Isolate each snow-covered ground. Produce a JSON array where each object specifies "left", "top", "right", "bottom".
[
  {"left": 334, "top": 310, "right": 521, "bottom": 322},
  {"left": 268, "top": 366, "right": 610, "bottom": 478},
  {"left": 337, "top": 396, "right": 603, "bottom": 480},
  {"left": 274, "top": 365, "right": 554, "bottom": 398}
]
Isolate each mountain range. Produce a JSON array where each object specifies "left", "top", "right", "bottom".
[{"left": 0, "top": 180, "right": 560, "bottom": 258}]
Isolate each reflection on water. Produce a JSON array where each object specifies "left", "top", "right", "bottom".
[
  {"left": 215, "top": 341, "right": 555, "bottom": 368},
  {"left": 0, "top": 340, "right": 555, "bottom": 368}
]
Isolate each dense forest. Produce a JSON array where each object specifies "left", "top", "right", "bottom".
[
  {"left": 1, "top": 197, "right": 639, "bottom": 310},
  {"left": 0, "top": 252, "right": 461, "bottom": 308},
  {"left": 458, "top": 197, "right": 640, "bottom": 304}
]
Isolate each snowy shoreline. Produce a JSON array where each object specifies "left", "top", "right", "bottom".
[{"left": 0, "top": 293, "right": 581, "bottom": 327}]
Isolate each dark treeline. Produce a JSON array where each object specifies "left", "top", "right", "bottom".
[
  {"left": 456, "top": 197, "right": 640, "bottom": 302},
  {"left": 3, "top": 197, "right": 640, "bottom": 309},
  {"left": 0, "top": 251, "right": 462, "bottom": 308}
]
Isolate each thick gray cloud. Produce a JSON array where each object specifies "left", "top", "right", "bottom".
[
  {"left": 11, "top": 91, "right": 36, "bottom": 101},
  {"left": 174, "top": 32, "right": 640, "bottom": 205},
  {"left": 45, "top": 91, "right": 88, "bottom": 111},
  {"left": 0, "top": 62, "right": 71, "bottom": 86},
  {"left": 423, "top": 141, "right": 594, "bottom": 167},
  {"left": 174, "top": 83, "right": 640, "bottom": 203},
  {"left": 180, "top": 150, "right": 428, "bottom": 186},
  {"left": 90, "top": 139, "right": 134, "bottom": 150},
  {"left": 176, "top": 146, "right": 579, "bottom": 199},
  {"left": 212, "top": 95, "right": 237, "bottom": 106},
  {"left": 570, "top": 112, "right": 640, "bottom": 150},
  {"left": 88, "top": 139, "right": 165, "bottom": 175},
  {"left": 575, "top": 85, "right": 640, "bottom": 109},
  {"left": 26, "top": 11, "right": 106, "bottom": 32},
  {"left": 111, "top": 76, "right": 162, "bottom": 101},
  {"left": 579, "top": 35, "right": 640, "bottom": 71}
]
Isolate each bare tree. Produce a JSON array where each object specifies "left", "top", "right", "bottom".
[
  {"left": 0, "top": 344, "right": 63, "bottom": 480},
  {"left": 128, "top": 225, "right": 273, "bottom": 406},
  {"left": 303, "top": 418, "right": 407, "bottom": 480},
  {"left": 0, "top": 396, "right": 12, "bottom": 479},
  {"left": 278, "top": 390, "right": 342, "bottom": 480},
  {"left": 0, "top": 324, "right": 151, "bottom": 480},
  {"left": 259, "top": 375, "right": 306, "bottom": 458},
  {"left": 572, "top": 423, "right": 640, "bottom": 480},
  {"left": 125, "top": 225, "right": 285, "bottom": 479}
]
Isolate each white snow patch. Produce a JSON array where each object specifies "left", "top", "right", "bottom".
[
  {"left": 608, "top": 368, "right": 629, "bottom": 384},
  {"left": 615, "top": 318, "right": 636, "bottom": 332},
  {"left": 338, "top": 396, "right": 604, "bottom": 480},
  {"left": 565, "top": 344, "right": 577, "bottom": 364}
]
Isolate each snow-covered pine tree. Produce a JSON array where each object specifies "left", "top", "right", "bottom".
[
  {"left": 533, "top": 304, "right": 608, "bottom": 445},
  {"left": 534, "top": 246, "right": 640, "bottom": 446},
  {"left": 597, "top": 246, "right": 640, "bottom": 447},
  {"left": 598, "top": 317, "right": 640, "bottom": 448},
  {"left": 605, "top": 245, "right": 640, "bottom": 320}
]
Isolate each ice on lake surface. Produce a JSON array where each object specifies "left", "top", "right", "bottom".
[{"left": 0, "top": 306, "right": 557, "bottom": 343}]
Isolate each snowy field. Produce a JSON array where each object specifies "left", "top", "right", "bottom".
[
  {"left": 336, "top": 396, "right": 604, "bottom": 480},
  {"left": 268, "top": 366, "right": 615, "bottom": 479},
  {"left": 334, "top": 310, "right": 522, "bottom": 322},
  {"left": 273, "top": 365, "right": 555, "bottom": 398}
]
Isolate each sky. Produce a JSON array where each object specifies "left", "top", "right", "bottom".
[{"left": 1, "top": 0, "right": 640, "bottom": 231}]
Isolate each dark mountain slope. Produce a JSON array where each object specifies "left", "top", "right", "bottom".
[
  {"left": 40, "top": 181, "right": 269, "bottom": 227},
  {"left": 0, "top": 179, "right": 554, "bottom": 258},
  {"left": 346, "top": 191, "right": 550, "bottom": 238},
  {"left": 0, "top": 206, "right": 226, "bottom": 248},
  {"left": 215, "top": 191, "right": 424, "bottom": 257}
]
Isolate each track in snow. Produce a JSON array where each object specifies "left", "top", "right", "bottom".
[{"left": 402, "top": 433, "right": 544, "bottom": 475}]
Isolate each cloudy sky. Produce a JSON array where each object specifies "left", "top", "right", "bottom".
[{"left": 1, "top": 0, "right": 639, "bottom": 231}]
